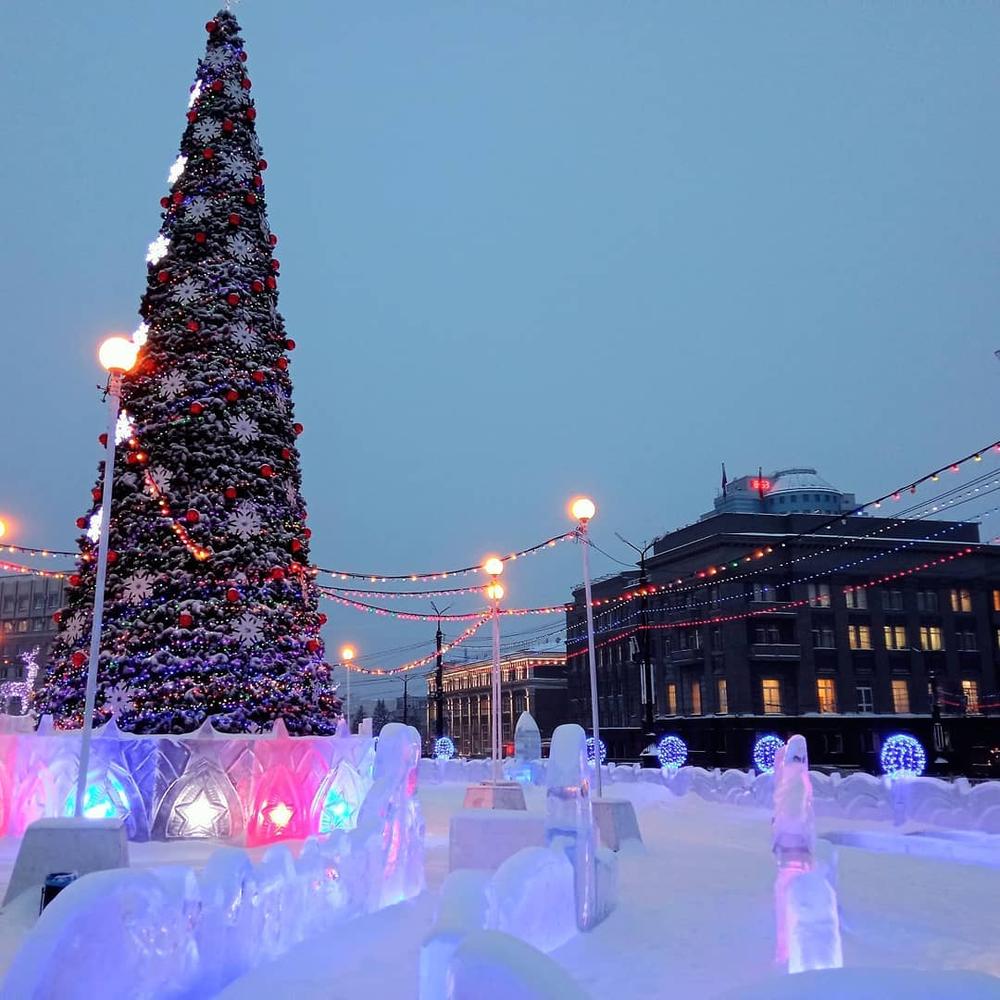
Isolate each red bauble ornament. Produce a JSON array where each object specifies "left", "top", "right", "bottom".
[
  {"left": 241, "top": 77, "right": 252, "bottom": 90},
  {"left": 69, "top": 574, "right": 81, "bottom": 587},
  {"left": 225, "top": 389, "right": 239, "bottom": 402},
  {"left": 276, "top": 356, "right": 288, "bottom": 370},
  {"left": 290, "top": 538, "right": 303, "bottom": 553},
  {"left": 205, "top": 19, "right": 218, "bottom": 32},
  {"left": 172, "top": 191, "right": 184, "bottom": 206},
  {"left": 280, "top": 448, "right": 291, "bottom": 460},
  {"left": 223, "top": 118, "right": 234, "bottom": 132},
  {"left": 226, "top": 588, "right": 240, "bottom": 603},
  {"left": 258, "top": 158, "right": 268, "bottom": 171},
  {"left": 203, "top": 147, "right": 214, "bottom": 160},
  {"left": 187, "top": 319, "right": 200, "bottom": 332},
  {"left": 260, "top": 464, "right": 274, "bottom": 478},
  {"left": 228, "top": 212, "right": 241, "bottom": 226},
  {"left": 293, "top": 423, "right": 304, "bottom": 436},
  {"left": 284, "top": 338, "right": 295, "bottom": 349},
  {"left": 52, "top": 611, "right": 62, "bottom": 624},
  {"left": 91, "top": 488, "right": 102, "bottom": 501},
  {"left": 272, "top": 259, "right": 281, "bottom": 272},
  {"left": 252, "top": 370, "right": 265, "bottom": 383},
  {"left": 186, "top": 109, "right": 198, "bottom": 123},
  {"left": 98, "top": 432, "right": 108, "bottom": 447},
  {"left": 160, "top": 196, "right": 170, "bottom": 209},
  {"left": 270, "top": 567, "right": 285, "bottom": 581},
  {"left": 178, "top": 612, "right": 193, "bottom": 628},
  {"left": 245, "top": 192, "right": 257, "bottom": 206},
  {"left": 269, "top": 233, "right": 278, "bottom": 246},
  {"left": 252, "top": 174, "right": 263, "bottom": 188},
  {"left": 251, "top": 279, "right": 264, "bottom": 293},
  {"left": 190, "top": 401, "right": 204, "bottom": 415},
  {"left": 265, "top": 275, "right": 276, "bottom": 290},
  {"left": 195, "top": 231, "right": 207, "bottom": 244},
  {"left": 157, "top": 270, "right": 170, "bottom": 284},
  {"left": 224, "top": 486, "right": 238, "bottom": 500},
  {"left": 303, "top": 527, "right": 312, "bottom": 539},
  {"left": 107, "top": 550, "right": 118, "bottom": 565},
  {"left": 246, "top": 107, "right": 256, "bottom": 121},
  {"left": 76, "top": 517, "right": 88, "bottom": 530},
  {"left": 318, "top": 613, "right": 328, "bottom": 625},
  {"left": 126, "top": 453, "right": 138, "bottom": 465},
  {"left": 226, "top": 292, "right": 240, "bottom": 306},
  {"left": 306, "top": 638, "right": 320, "bottom": 653},
  {"left": 239, "top": 51, "right": 248, "bottom": 62},
  {"left": 185, "top": 509, "right": 200, "bottom": 524},
  {"left": 211, "top": 79, "right": 224, "bottom": 93},
  {"left": 71, "top": 651, "right": 87, "bottom": 668}
]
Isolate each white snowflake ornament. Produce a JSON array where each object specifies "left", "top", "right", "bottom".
[
  {"left": 230, "top": 321, "right": 257, "bottom": 349},
  {"left": 115, "top": 410, "right": 135, "bottom": 446},
  {"left": 192, "top": 118, "right": 221, "bottom": 144},
  {"left": 146, "top": 234, "right": 170, "bottom": 265},
  {"left": 167, "top": 155, "right": 187, "bottom": 186},
  {"left": 104, "top": 683, "right": 135, "bottom": 718},
  {"left": 224, "top": 77, "right": 248, "bottom": 104},
  {"left": 203, "top": 46, "right": 234, "bottom": 71},
  {"left": 63, "top": 613, "right": 88, "bottom": 645},
  {"left": 171, "top": 277, "right": 201, "bottom": 305},
  {"left": 229, "top": 416, "right": 259, "bottom": 443},
  {"left": 284, "top": 481, "right": 299, "bottom": 508},
  {"left": 146, "top": 466, "right": 173, "bottom": 497},
  {"left": 185, "top": 196, "right": 211, "bottom": 224},
  {"left": 220, "top": 153, "right": 254, "bottom": 185},
  {"left": 121, "top": 571, "right": 156, "bottom": 605},
  {"left": 227, "top": 233, "right": 255, "bottom": 262},
  {"left": 86, "top": 508, "right": 103, "bottom": 544},
  {"left": 228, "top": 501, "right": 261, "bottom": 540},
  {"left": 159, "top": 371, "right": 186, "bottom": 401},
  {"left": 232, "top": 612, "right": 263, "bottom": 645}
]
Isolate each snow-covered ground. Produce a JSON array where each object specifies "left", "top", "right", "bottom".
[
  {"left": 219, "top": 781, "right": 1000, "bottom": 998},
  {"left": 1, "top": 780, "right": 998, "bottom": 997}
]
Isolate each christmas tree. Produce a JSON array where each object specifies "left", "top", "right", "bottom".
[{"left": 37, "top": 10, "right": 338, "bottom": 735}]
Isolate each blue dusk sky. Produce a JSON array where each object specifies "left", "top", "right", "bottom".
[{"left": 2, "top": 3, "right": 999, "bottom": 705}]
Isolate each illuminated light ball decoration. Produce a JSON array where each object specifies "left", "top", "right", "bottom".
[
  {"left": 433, "top": 736, "right": 456, "bottom": 761},
  {"left": 880, "top": 733, "right": 927, "bottom": 778},
  {"left": 657, "top": 735, "right": 688, "bottom": 770},
  {"left": 752, "top": 733, "right": 785, "bottom": 774},
  {"left": 587, "top": 736, "right": 607, "bottom": 765}
]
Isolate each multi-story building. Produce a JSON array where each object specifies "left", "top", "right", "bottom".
[
  {"left": 566, "top": 468, "right": 1000, "bottom": 775},
  {"left": 427, "top": 650, "right": 568, "bottom": 757},
  {"left": 0, "top": 574, "right": 66, "bottom": 709}
]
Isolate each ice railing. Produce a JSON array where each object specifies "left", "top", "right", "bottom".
[
  {"left": 0, "top": 714, "right": 377, "bottom": 846},
  {"left": 420, "top": 758, "right": 1000, "bottom": 832},
  {"left": 3, "top": 723, "right": 425, "bottom": 1000}
]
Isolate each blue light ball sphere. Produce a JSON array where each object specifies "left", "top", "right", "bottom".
[
  {"left": 587, "top": 736, "right": 607, "bottom": 765},
  {"left": 753, "top": 734, "right": 785, "bottom": 774},
  {"left": 880, "top": 733, "right": 926, "bottom": 778},
  {"left": 433, "top": 736, "right": 456, "bottom": 761},
  {"left": 657, "top": 735, "right": 688, "bottom": 770}
]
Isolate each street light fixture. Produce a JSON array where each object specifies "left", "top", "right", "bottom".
[
  {"left": 340, "top": 644, "right": 355, "bottom": 730},
  {"left": 484, "top": 557, "right": 504, "bottom": 783},
  {"left": 570, "top": 495, "right": 603, "bottom": 796},
  {"left": 75, "top": 335, "right": 140, "bottom": 819}
]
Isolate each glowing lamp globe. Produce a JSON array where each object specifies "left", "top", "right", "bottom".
[
  {"left": 340, "top": 645, "right": 355, "bottom": 662},
  {"left": 98, "top": 336, "right": 140, "bottom": 374},
  {"left": 482, "top": 556, "right": 504, "bottom": 577},
  {"left": 657, "top": 734, "right": 688, "bottom": 770},
  {"left": 0, "top": 519, "right": 6, "bottom": 540},
  {"left": 880, "top": 733, "right": 926, "bottom": 778},
  {"left": 586, "top": 736, "right": 607, "bottom": 765},
  {"left": 570, "top": 496, "right": 597, "bottom": 523},
  {"left": 752, "top": 733, "right": 784, "bottom": 774},
  {"left": 485, "top": 581, "right": 505, "bottom": 602},
  {"left": 433, "top": 736, "right": 456, "bottom": 761}
]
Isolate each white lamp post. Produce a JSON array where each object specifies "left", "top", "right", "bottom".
[
  {"left": 570, "top": 496, "right": 602, "bottom": 797},
  {"left": 340, "top": 645, "right": 355, "bottom": 730},
  {"left": 483, "top": 556, "right": 504, "bottom": 783},
  {"left": 75, "top": 335, "right": 139, "bottom": 818}
]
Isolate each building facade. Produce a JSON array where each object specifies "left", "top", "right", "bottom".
[
  {"left": 566, "top": 469, "right": 1000, "bottom": 775},
  {"left": 427, "top": 651, "right": 568, "bottom": 757},
  {"left": 0, "top": 575, "right": 66, "bottom": 711}
]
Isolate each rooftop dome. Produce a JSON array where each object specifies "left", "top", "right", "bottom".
[{"left": 768, "top": 468, "right": 839, "bottom": 494}]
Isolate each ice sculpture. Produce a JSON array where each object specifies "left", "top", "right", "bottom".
[
  {"left": 786, "top": 870, "right": 843, "bottom": 974},
  {"left": 514, "top": 712, "right": 541, "bottom": 762}
]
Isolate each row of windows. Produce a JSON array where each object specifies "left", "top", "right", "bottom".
[
  {"left": 746, "top": 584, "right": 985, "bottom": 613},
  {"left": 662, "top": 677, "right": 982, "bottom": 716},
  {"left": 846, "top": 624, "right": 980, "bottom": 652},
  {"left": 0, "top": 618, "right": 53, "bottom": 634},
  {"left": 0, "top": 591, "right": 62, "bottom": 614}
]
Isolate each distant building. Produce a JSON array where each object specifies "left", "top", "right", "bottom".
[
  {"left": 566, "top": 468, "right": 1000, "bottom": 775},
  {"left": 0, "top": 575, "right": 66, "bottom": 706},
  {"left": 427, "top": 650, "right": 568, "bottom": 757}
]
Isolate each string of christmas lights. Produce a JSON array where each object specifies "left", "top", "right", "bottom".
[
  {"left": 0, "top": 543, "right": 75, "bottom": 559},
  {"left": 0, "top": 560, "right": 70, "bottom": 580},
  {"left": 339, "top": 616, "right": 491, "bottom": 675}
]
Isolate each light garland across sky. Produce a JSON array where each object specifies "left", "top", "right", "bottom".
[{"left": 338, "top": 616, "right": 490, "bottom": 675}]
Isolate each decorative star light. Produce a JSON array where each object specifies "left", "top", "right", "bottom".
[
  {"left": 115, "top": 409, "right": 135, "bottom": 446},
  {"left": 268, "top": 802, "right": 293, "bottom": 830},
  {"left": 132, "top": 322, "right": 149, "bottom": 346},
  {"left": 175, "top": 787, "right": 228, "bottom": 838},
  {"left": 86, "top": 507, "right": 103, "bottom": 544},
  {"left": 167, "top": 155, "right": 188, "bottom": 186},
  {"left": 146, "top": 234, "right": 171, "bottom": 265}
]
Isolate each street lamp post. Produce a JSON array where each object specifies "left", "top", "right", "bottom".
[
  {"left": 75, "top": 335, "right": 139, "bottom": 819},
  {"left": 570, "top": 496, "right": 602, "bottom": 798},
  {"left": 340, "top": 645, "right": 355, "bottom": 729},
  {"left": 484, "top": 556, "right": 504, "bottom": 784}
]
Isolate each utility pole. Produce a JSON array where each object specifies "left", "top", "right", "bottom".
[
  {"left": 616, "top": 533, "right": 656, "bottom": 736},
  {"left": 403, "top": 674, "right": 409, "bottom": 725},
  {"left": 431, "top": 601, "right": 452, "bottom": 739}
]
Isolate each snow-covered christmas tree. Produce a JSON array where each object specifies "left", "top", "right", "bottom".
[{"left": 38, "top": 10, "right": 337, "bottom": 735}]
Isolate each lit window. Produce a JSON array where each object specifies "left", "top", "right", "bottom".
[
  {"left": 962, "top": 679, "right": 980, "bottom": 714},
  {"left": 762, "top": 678, "right": 782, "bottom": 715},
  {"left": 690, "top": 681, "right": 702, "bottom": 716},
  {"left": 919, "top": 626, "right": 943, "bottom": 652},
  {"left": 994, "top": 589, "right": 1000, "bottom": 613},
  {"left": 883, "top": 625, "right": 907, "bottom": 651},
  {"left": 857, "top": 686, "right": 873, "bottom": 713},
  {"left": 845, "top": 587, "right": 868, "bottom": 610},
  {"left": 808, "top": 583, "right": 831, "bottom": 608},
  {"left": 816, "top": 678, "right": 837, "bottom": 714},
  {"left": 666, "top": 683, "right": 677, "bottom": 716},
  {"left": 848, "top": 625, "right": 871, "bottom": 650},
  {"left": 717, "top": 679, "right": 728, "bottom": 714},
  {"left": 891, "top": 679, "right": 910, "bottom": 714},
  {"left": 950, "top": 589, "right": 972, "bottom": 613}
]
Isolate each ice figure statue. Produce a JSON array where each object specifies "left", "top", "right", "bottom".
[
  {"left": 786, "top": 870, "right": 843, "bottom": 974},
  {"left": 771, "top": 734, "right": 814, "bottom": 965},
  {"left": 514, "top": 712, "right": 541, "bottom": 762},
  {"left": 354, "top": 722, "right": 425, "bottom": 909}
]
